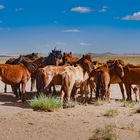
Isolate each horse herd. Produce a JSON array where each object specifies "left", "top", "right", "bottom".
[{"left": 0, "top": 49, "right": 140, "bottom": 104}]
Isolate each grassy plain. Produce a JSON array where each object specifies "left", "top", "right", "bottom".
[
  {"left": 0, "top": 54, "right": 140, "bottom": 64},
  {"left": 92, "top": 54, "right": 140, "bottom": 64}
]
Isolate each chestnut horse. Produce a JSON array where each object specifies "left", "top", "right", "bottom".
[
  {"left": 106, "top": 59, "right": 126, "bottom": 100},
  {"left": 0, "top": 64, "right": 31, "bottom": 102},
  {"left": 89, "top": 64, "right": 110, "bottom": 100},
  {"left": 4, "top": 53, "right": 40, "bottom": 94},
  {"left": 62, "top": 52, "right": 80, "bottom": 65},
  {"left": 89, "top": 60, "right": 124, "bottom": 100}
]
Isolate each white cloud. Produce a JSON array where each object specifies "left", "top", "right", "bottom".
[
  {"left": 99, "top": 9, "right": 107, "bottom": 13},
  {"left": 63, "top": 29, "right": 80, "bottom": 33},
  {"left": 15, "top": 8, "right": 24, "bottom": 12},
  {"left": 99, "top": 6, "right": 108, "bottom": 13},
  {"left": 122, "top": 12, "right": 140, "bottom": 20},
  {"left": 80, "top": 42, "right": 91, "bottom": 46},
  {"left": 0, "top": 5, "right": 5, "bottom": 10},
  {"left": 102, "top": 6, "right": 108, "bottom": 9},
  {"left": 71, "top": 6, "right": 92, "bottom": 13}
]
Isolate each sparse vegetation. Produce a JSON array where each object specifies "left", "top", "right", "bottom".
[
  {"left": 118, "top": 122, "right": 134, "bottom": 131},
  {"left": 121, "top": 101, "right": 136, "bottom": 108},
  {"left": 133, "top": 106, "right": 140, "bottom": 114},
  {"left": 94, "top": 100, "right": 106, "bottom": 106},
  {"left": 63, "top": 100, "right": 78, "bottom": 108},
  {"left": 29, "top": 94, "right": 62, "bottom": 112},
  {"left": 137, "top": 130, "right": 140, "bottom": 138},
  {"left": 89, "top": 124, "right": 117, "bottom": 140},
  {"left": 104, "top": 108, "right": 119, "bottom": 117}
]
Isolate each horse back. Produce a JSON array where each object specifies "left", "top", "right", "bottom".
[{"left": 0, "top": 64, "right": 31, "bottom": 84}]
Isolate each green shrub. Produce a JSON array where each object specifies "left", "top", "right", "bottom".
[
  {"left": 104, "top": 109, "right": 119, "bottom": 117},
  {"left": 29, "top": 94, "right": 62, "bottom": 112}
]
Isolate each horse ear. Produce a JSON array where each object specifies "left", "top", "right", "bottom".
[
  {"left": 82, "top": 55, "right": 85, "bottom": 59},
  {"left": 70, "top": 52, "right": 72, "bottom": 55},
  {"left": 63, "top": 52, "right": 65, "bottom": 55}
]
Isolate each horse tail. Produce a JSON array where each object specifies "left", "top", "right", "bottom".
[
  {"left": 96, "top": 70, "right": 105, "bottom": 99},
  {"left": 100, "top": 72, "right": 106, "bottom": 99},
  {"left": 36, "top": 69, "right": 44, "bottom": 94}
]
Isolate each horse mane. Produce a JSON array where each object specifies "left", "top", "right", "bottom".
[{"left": 107, "top": 59, "right": 125, "bottom": 69}]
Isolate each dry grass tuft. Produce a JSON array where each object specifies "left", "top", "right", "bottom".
[
  {"left": 89, "top": 124, "right": 117, "bottom": 140},
  {"left": 121, "top": 101, "right": 136, "bottom": 108},
  {"left": 104, "top": 108, "right": 119, "bottom": 117}
]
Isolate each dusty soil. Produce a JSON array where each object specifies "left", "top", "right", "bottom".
[{"left": 0, "top": 80, "right": 140, "bottom": 140}]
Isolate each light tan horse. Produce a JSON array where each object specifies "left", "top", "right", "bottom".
[{"left": 60, "top": 55, "right": 92, "bottom": 103}]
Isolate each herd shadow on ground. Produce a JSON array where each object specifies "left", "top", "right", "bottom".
[{"left": 0, "top": 91, "right": 36, "bottom": 109}]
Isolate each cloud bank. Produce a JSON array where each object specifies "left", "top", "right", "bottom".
[{"left": 122, "top": 12, "right": 140, "bottom": 20}]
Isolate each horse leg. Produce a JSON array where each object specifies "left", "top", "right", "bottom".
[
  {"left": 21, "top": 82, "right": 26, "bottom": 102},
  {"left": 139, "top": 89, "right": 140, "bottom": 102},
  {"left": 18, "top": 84, "right": 21, "bottom": 98},
  {"left": 52, "top": 85, "right": 57, "bottom": 95},
  {"left": 119, "top": 83, "right": 125, "bottom": 100},
  {"left": 135, "top": 92, "right": 138, "bottom": 102},
  {"left": 60, "top": 86, "right": 65, "bottom": 102},
  {"left": 30, "top": 77, "right": 35, "bottom": 92},
  {"left": 125, "top": 84, "right": 132, "bottom": 101},
  {"left": 4, "top": 84, "right": 7, "bottom": 93},
  {"left": 12, "top": 85, "right": 18, "bottom": 98},
  {"left": 71, "top": 87, "right": 77, "bottom": 101}
]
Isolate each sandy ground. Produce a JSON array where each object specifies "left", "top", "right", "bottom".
[{"left": 0, "top": 80, "right": 140, "bottom": 140}]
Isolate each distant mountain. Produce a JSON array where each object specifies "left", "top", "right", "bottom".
[
  {"left": 88, "top": 52, "right": 117, "bottom": 56},
  {"left": 0, "top": 53, "right": 19, "bottom": 57}
]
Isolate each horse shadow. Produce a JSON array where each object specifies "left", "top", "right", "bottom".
[{"left": 0, "top": 92, "right": 36, "bottom": 109}]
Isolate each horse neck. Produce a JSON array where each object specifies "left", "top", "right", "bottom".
[
  {"left": 109, "top": 66, "right": 121, "bottom": 82},
  {"left": 75, "top": 65, "right": 89, "bottom": 80},
  {"left": 45, "top": 54, "right": 56, "bottom": 65}
]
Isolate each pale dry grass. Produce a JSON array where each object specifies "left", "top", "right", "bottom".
[
  {"left": 0, "top": 55, "right": 140, "bottom": 64},
  {"left": 91, "top": 55, "right": 140, "bottom": 65},
  {"left": 0, "top": 58, "right": 7, "bottom": 64}
]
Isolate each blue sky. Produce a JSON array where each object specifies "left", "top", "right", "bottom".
[{"left": 0, "top": 0, "right": 140, "bottom": 54}]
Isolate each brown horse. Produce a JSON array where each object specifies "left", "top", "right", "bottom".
[
  {"left": 4, "top": 53, "right": 40, "bottom": 94},
  {"left": 89, "top": 64, "right": 110, "bottom": 100},
  {"left": 36, "top": 65, "right": 67, "bottom": 94},
  {"left": 121, "top": 65, "right": 140, "bottom": 101},
  {"left": 0, "top": 64, "right": 31, "bottom": 102},
  {"left": 106, "top": 59, "right": 126, "bottom": 100},
  {"left": 89, "top": 60, "right": 124, "bottom": 100},
  {"left": 62, "top": 52, "right": 80, "bottom": 65}
]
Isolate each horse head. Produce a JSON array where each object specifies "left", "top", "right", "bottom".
[
  {"left": 77, "top": 54, "right": 92, "bottom": 74},
  {"left": 62, "top": 52, "right": 73, "bottom": 64},
  {"left": 114, "top": 60, "right": 125, "bottom": 78}
]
